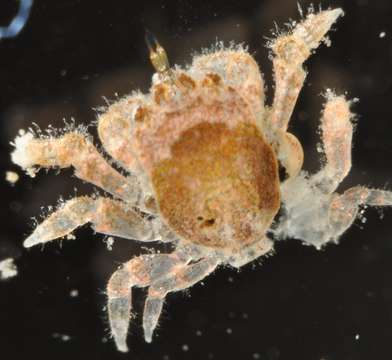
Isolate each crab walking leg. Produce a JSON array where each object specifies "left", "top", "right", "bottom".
[
  {"left": 11, "top": 131, "right": 142, "bottom": 203},
  {"left": 143, "top": 257, "right": 219, "bottom": 343},
  {"left": 312, "top": 92, "right": 354, "bottom": 192},
  {"left": 329, "top": 187, "right": 392, "bottom": 240},
  {"left": 270, "top": 8, "right": 344, "bottom": 131},
  {"left": 23, "top": 196, "right": 159, "bottom": 248},
  {"left": 107, "top": 253, "right": 192, "bottom": 352}
]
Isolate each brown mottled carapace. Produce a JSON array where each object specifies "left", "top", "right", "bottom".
[{"left": 152, "top": 122, "right": 280, "bottom": 251}]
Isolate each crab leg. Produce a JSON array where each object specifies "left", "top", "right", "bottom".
[
  {"left": 107, "top": 252, "right": 192, "bottom": 352},
  {"left": 270, "top": 8, "right": 344, "bottom": 131},
  {"left": 312, "top": 92, "right": 354, "bottom": 193},
  {"left": 329, "top": 186, "right": 392, "bottom": 240},
  {"left": 23, "top": 196, "right": 160, "bottom": 248},
  {"left": 143, "top": 257, "right": 219, "bottom": 343},
  {"left": 11, "top": 131, "right": 143, "bottom": 204}
]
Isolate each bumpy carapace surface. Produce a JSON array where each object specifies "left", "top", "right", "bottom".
[{"left": 134, "top": 72, "right": 280, "bottom": 251}]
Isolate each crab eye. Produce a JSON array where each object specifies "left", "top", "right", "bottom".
[{"left": 145, "top": 29, "right": 170, "bottom": 75}]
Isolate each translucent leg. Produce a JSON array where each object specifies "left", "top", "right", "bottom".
[
  {"left": 312, "top": 91, "right": 354, "bottom": 193},
  {"left": 11, "top": 130, "right": 142, "bottom": 204},
  {"left": 107, "top": 267, "right": 135, "bottom": 353},
  {"left": 329, "top": 186, "right": 392, "bottom": 240},
  {"left": 106, "top": 252, "right": 192, "bottom": 352},
  {"left": 278, "top": 178, "right": 392, "bottom": 249},
  {"left": 23, "top": 196, "right": 159, "bottom": 248},
  {"left": 142, "top": 292, "right": 164, "bottom": 343},
  {"left": 270, "top": 8, "right": 344, "bottom": 130},
  {"left": 142, "top": 257, "right": 219, "bottom": 342}
]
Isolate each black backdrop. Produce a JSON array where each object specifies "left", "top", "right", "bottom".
[{"left": 1, "top": 0, "right": 392, "bottom": 359}]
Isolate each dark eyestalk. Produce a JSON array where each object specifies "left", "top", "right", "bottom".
[{"left": 145, "top": 29, "right": 172, "bottom": 77}]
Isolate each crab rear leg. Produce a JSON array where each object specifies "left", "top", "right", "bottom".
[
  {"left": 24, "top": 196, "right": 160, "bottom": 248},
  {"left": 270, "top": 8, "right": 344, "bottom": 131},
  {"left": 107, "top": 252, "right": 195, "bottom": 352},
  {"left": 279, "top": 184, "right": 392, "bottom": 248},
  {"left": 312, "top": 91, "right": 354, "bottom": 193},
  {"left": 143, "top": 257, "right": 219, "bottom": 343},
  {"left": 329, "top": 187, "right": 392, "bottom": 241},
  {"left": 11, "top": 131, "right": 143, "bottom": 204}
]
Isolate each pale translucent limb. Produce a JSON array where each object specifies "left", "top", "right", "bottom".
[
  {"left": 106, "top": 252, "right": 193, "bottom": 352},
  {"left": 142, "top": 291, "right": 164, "bottom": 344},
  {"left": 227, "top": 236, "right": 273, "bottom": 268},
  {"left": 278, "top": 172, "right": 392, "bottom": 248},
  {"left": 143, "top": 257, "right": 219, "bottom": 342},
  {"left": 312, "top": 91, "right": 354, "bottom": 193},
  {"left": 23, "top": 196, "right": 161, "bottom": 248},
  {"left": 329, "top": 186, "right": 392, "bottom": 241},
  {"left": 270, "top": 8, "right": 344, "bottom": 131},
  {"left": 12, "top": 131, "right": 143, "bottom": 204}
]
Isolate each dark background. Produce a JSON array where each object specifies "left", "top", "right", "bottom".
[{"left": 1, "top": 0, "right": 392, "bottom": 359}]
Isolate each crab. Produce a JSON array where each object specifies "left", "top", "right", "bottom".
[{"left": 10, "top": 7, "right": 392, "bottom": 353}]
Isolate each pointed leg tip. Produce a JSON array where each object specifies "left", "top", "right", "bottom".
[
  {"left": 23, "top": 236, "right": 39, "bottom": 248},
  {"left": 144, "top": 334, "right": 152, "bottom": 343},
  {"left": 308, "top": 8, "right": 343, "bottom": 32},
  {"left": 321, "top": 8, "right": 344, "bottom": 27},
  {"left": 117, "top": 343, "right": 129, "bottom": 353},
  {"left": 327, "top": 8, "right": 345, "bottom": 25},
  {"left": 330, "top": 8, "right": 345, "bottom": 18},
  {"left": 114, "top": 334, "right": 129, "bottom": 353},
  {"left": 112, "top": 331, "right": 130, "bottom": 353},
  {"left": 317, "top": 7, "right": 343, "bottom": 17}
]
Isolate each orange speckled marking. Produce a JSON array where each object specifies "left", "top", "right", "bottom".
[
  {"left": 154, "top": 83, "right": 171, "bottom": 104},
  {"left": 135, "top": 106, "right": 151, "bottom": 123},
  {"left": 177, "top": 73, "right": 196, "bottom": 90},
  {"left": 151, "top": 122, "right": 280, "bottom": 251},
  {"left": 202, "top": 73, "right": 222, "bottom": 87}
]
